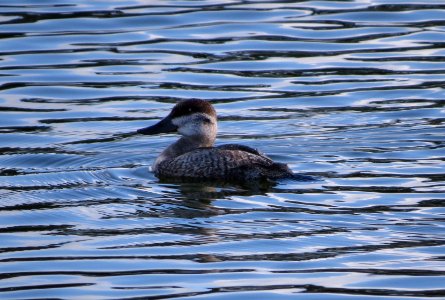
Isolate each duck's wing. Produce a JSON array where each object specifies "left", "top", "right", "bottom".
[
  {"left": 156, "top": 147, "right": 292, "bottom": 181},
  {"left": 216, "top": 144, "right": 268, "bottom": 158}
]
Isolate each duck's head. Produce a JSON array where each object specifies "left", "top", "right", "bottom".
[{"left": 137, "top": 99, "right": 217, "bottom": 141}]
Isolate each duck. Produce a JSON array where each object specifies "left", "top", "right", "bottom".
[{"left": 137, "top": 99, "right": 312, "bottom": 183}]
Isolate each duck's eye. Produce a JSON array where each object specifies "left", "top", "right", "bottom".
[{"left": 203, "top": 117, "right": 211, "bottom": 123}]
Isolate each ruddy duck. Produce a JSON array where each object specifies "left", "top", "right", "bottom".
[{"left": 137, "top": 99, "right": 312, "bottom": 182}]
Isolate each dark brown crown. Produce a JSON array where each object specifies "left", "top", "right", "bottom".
[{"left": 169, "top": 99, "right": 216, "bottom": 119}]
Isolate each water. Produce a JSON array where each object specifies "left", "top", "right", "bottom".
[{"left": 1, "top": 0, "right": 444, "bottom": 299}]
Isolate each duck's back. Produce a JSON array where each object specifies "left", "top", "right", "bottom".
[{"left": 155, "top": 144, "right": 293, "bottom": 181}]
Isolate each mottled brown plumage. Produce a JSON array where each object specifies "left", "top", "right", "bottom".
[{"left": 156, "top": 145, "right": 293, "bottom": 181}]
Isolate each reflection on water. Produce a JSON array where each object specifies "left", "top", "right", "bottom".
[{"left": 1, "top": 1, "right": 445, "bottom": 299}]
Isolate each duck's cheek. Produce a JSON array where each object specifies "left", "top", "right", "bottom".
[{"left": 178, "top": 123, "right": 197, "bottom": 136}]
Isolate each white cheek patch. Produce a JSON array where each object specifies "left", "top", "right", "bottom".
[
  {"left": 172, "top": 115, "right": 190, "bottom": 127},
  {"left": 172, "top": 113, "right": 215, "bottom": 136}
]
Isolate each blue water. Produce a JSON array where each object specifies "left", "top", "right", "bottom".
[{"left": 1, "top": 1, "right": 445, "bottom": 299}]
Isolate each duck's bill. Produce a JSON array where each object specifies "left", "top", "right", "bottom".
[{"left": 137, "top": 117, "right": 177, "bottom": 135}]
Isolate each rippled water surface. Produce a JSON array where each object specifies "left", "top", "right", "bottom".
[{"left": 1, "top": 0, "right": 445, "bottom": 299}]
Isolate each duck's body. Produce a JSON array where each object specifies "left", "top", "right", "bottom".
[
  {"left": 137, "top": 99, "right": 306, "bottom": 182},
  {"left": 154, "top": 144, "right": 294, "bottom": 181}
]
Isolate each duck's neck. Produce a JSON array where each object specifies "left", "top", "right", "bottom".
[{"left": 153, "top": 135, "right": 215, "bottom": 171}]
